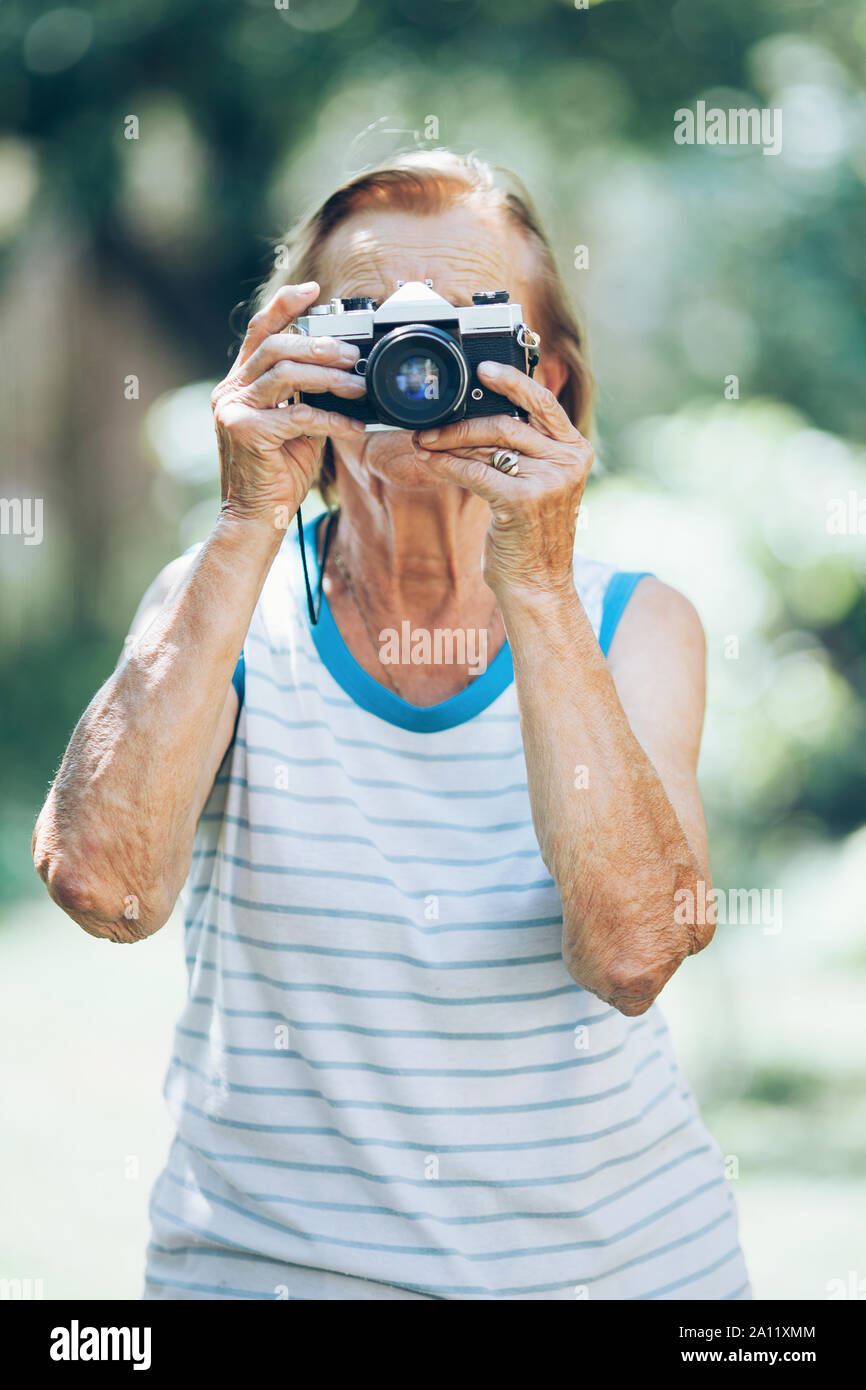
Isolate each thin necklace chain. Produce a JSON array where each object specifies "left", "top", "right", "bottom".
[{"left": 329, "top": 527, "right": 500, "bottom": 703}]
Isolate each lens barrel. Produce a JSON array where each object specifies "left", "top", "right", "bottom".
[{"left": 364, "top": 324, "right": 468, "bottom": 429}]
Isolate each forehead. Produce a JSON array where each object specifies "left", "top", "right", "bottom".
[{"left": 316, "top": 204, "right": 533, "bottom": 307}]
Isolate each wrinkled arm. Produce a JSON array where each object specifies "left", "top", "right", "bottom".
[
  {"left": 32, "top": 513, "right": 281, "bottom": 941},
  {"left": 504, "top": 576, "right": 712, "bottom": 1016}
]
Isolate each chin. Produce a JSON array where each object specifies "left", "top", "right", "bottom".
[{"left": 359, "top": 431, "right": 447, "bottom": 491}]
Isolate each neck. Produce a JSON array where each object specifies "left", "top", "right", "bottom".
[
  {"left": 319, "top": 461, "right": 504, "bottom": 706},
  {"left": 330, "top": 465, "right": 494, "bottom": 625}
]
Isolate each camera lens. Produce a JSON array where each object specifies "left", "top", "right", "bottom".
[
  {"left": 365, "top": 325, "right": 468, "bottom": 428},
  {"left": 395, "top": 354, "right": 440, "bottom": 403}
]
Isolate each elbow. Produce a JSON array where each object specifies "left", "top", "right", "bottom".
[
  {"left": 32, "top": 817, "right": 75, "bottom": 907},
  {"left": 564, "top": 941, "right": 674, "bottom": 1016},
  {"left": 562, "top": 869, "right": 710, "bottom": 1016},
  {"left": 683, "top": 874, "right": 717, "bottom": 954},
  {"left": 38, "top": 858, "right": 102, "bottom": 922},
  {"left": 595, "top": 956, "right": 675, "bottom": 1017},
  {"left": 563, "top": 927, "right": 678, "bottom": 1016},
  {"left": 33, "top": 816, "right": 90, "bottom": 914},
  {"left": 32, "top": 820, "right": 172, "bottom": 942}
]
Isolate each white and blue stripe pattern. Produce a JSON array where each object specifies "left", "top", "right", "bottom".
[{"left": 143, "top": 516, "right": 750, "bottom": 1301}]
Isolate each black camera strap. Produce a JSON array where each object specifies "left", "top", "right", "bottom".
[{"left": 297, "top": 503, "right": 338, "bottom": 626}]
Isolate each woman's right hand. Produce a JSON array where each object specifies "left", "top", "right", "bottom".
[{"left": 211, "top": 281, "right": 366, "bottom": 526}]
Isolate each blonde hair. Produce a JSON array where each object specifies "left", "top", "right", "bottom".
[{"left": 253, "top": 150, "right": 593, "bottom": 502}]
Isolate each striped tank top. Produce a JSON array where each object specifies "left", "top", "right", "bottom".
[{"left": 143, "top": 513, "right": 751, "bottom": 1301}]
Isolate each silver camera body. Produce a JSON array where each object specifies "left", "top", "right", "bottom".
[{"left": 294, "top": 280, "right": 540, "bottom": 431}]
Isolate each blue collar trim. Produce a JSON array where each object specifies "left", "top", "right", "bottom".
[{"left": 293, "top": 512, "right": 515, "bottom": 733}]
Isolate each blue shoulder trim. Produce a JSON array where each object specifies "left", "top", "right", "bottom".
[
  {"left": 599, "top": 572, "right": 652, "bottom": 657},
  {"left": 231, "top": 651, "right": 245, "bottom": 704},
  {"left": 229, "top": 651, "right": 245, "bottom": 745}
]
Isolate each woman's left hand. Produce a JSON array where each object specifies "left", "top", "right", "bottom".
[{"left": 412, "top": 360, "right": 593, "bottom": 600}]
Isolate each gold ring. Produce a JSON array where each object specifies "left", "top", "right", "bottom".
[{"left": 491, "top": 448, "right": 520, "bottom": 476}]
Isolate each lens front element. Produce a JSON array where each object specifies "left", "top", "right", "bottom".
[
  {"left": 365, "top": 325, "right": 468, "bottom": 428},
  {"left": 395, "top": 355, "right": 440, "bottom": 402}
]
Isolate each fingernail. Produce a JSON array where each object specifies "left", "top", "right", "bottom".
[
  {"left": 341, "top": 344, "right": 360, "bottom": 362},
  {"left": 419, "top": 430, "right": 439, "bottom": 443},
  {"left": 299, "top": 281, "right": 319, "bottom": 293},
  {"left": 415, "top": 449, "right": 432, "bottom": 461},
  {"left": 480, "top": 360, "right": 502, "bottom": 374}
]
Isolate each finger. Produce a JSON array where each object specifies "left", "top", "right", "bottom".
[
  {"left": 238, "top": 333, "right": 361, "bottom": 385},
  {"left": 276, "top": 402, "right": 366, "bottom": 441},
  {"left": 415, "top": 415, "right": 557, "bottom": 460},
  {"left": 236, "top": 282, "right": 321, "bottom": 367},
  {"left": 476, "top": 362, "right": 577, "bottom": 443},
  {"left": 411, "top": 445, "right": 526, "bottom": 506},
  {"left": 221, "top": 400, "right": 366, "bottom": 445},
  {"left": 241, "top": 362, "right": 367, "bottom": 410},
  {"left": 436, "top": 445, "right": 554, "bottom": 476}
]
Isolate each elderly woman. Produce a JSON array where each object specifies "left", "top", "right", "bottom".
[{"left": 33, "top": 151, "right": 750, "bottom": 1301}]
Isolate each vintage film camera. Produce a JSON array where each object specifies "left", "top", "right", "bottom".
[{"left": 293, "top": 280, "right": 540, "bottom": 430}]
